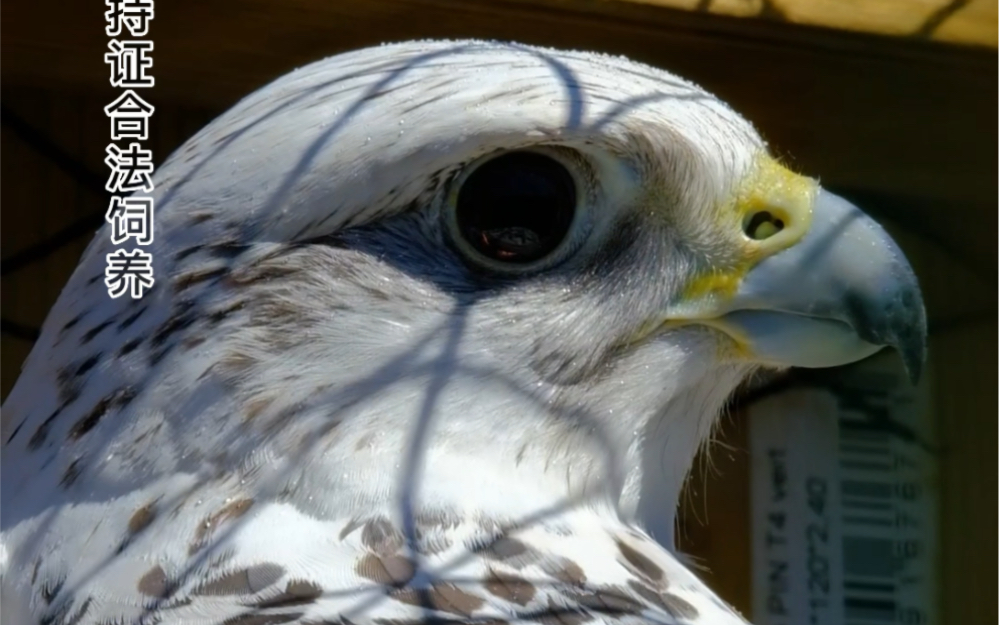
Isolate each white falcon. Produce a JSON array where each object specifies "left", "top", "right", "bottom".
[{"left": 1, "top": 40, "right": 925, "bottom": 624}]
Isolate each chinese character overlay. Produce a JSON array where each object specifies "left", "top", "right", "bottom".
[
  {"left": 106, "top": 196, "right": 154, "bottom": 245},
  {"left": 106, "top": 249, "right": 155, "bottom": 299},
  {"left": 105, "top": 143, "right": 154, "bottom": 193},
  {"left": 105, "top": 2, "right": 155, "bottom": 299},
  {"left": 105, "top": 39, "right": 155, "bottom": 88},
  {"left": 105, "top": 0, "right": 155, "bottom": 37},
  {"left": 105, "top": 90, "right": 155, "bottom": 141}
]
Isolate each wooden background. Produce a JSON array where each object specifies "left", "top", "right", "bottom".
[{"left": 2, "top": 0, "right": 995, "bottom": 621}]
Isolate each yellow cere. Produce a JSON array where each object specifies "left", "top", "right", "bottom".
[
  {"left": 730, "top": 155, "right": 817, "bottom": 254},
  {"left": 617, "top": 155, "right": 819, "bottom": 353},
  {"left": 681, "top": 155, "right": 818, "bottom": 306}
]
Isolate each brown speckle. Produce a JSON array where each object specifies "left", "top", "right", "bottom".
[
  {"left": 81, "top": 320, "right": 113, "bottom": 344},
  {"left": 255, "top": 579, "right": 323, "bottom": 608},
  {"left": 564, "top": 585, "right": 644, "bottom": 614},
  {"left": 183, "top": 335, "right": 207, "bottom": 349},
  {"left": 151, "top": 301, "right": 197, "bottom": 348},
  {"left": 128, "top": 501, "right": 157, "bottom": 534},
  {"left": 228, "top": 263, "right": 298, "bottom": 286},
  {"left": 627, "top": 578, "right": 665, "bottom": 608},
  {"left": 174, "top": 267, "right": 228, "bottom": 292},
  {"left": 206, "top": 300, "right": 245, "bottom": 325},
  {"left": 243, "top": 396, "right": 274, "bottom": 422},
  {"left": 118, "top": 337, "right": 142, "bottom": 356},
  {"left": 354, "top": 553, "right": 415, "bottom": 586},
  {"left": 361, "top": 517, "right": 404, "bottom": 553},
  {"left": 427, "top": 583, "right": 486, "bottom": 615},
  {"left": 137, "top": 565, "right": 171, "bottom": 598},
  {"left": 615, "top": 538, "right": 664, "bottom": 582},
  {"left": 216, "top": 352, "right": 256, "bottom": 377},
  {"left": 537, "top": 597, "right": 589, "bottom": 624},
  {"left": 189, "top": 498, "right": 255, "bottom": 554},
  {"left": 55, "top": 367, "right": 82, "bottom": 405},
  {"left": 68, "top": 387, "right": 137, "bottom": 441},
  {"left": 61, "top": 313, "right": 84, "bottom": 334},
  {"left": 28, "top": 406, "right": 63, "bottom": 450},
  {"left": 219, "top": 613, "right": 301, "bottom": 625},
  {"left": 117, "top": 306, "right": 148, "bottom": 331},
  {"left": 60, "top": 458, "right": 84, "bottom": 488},
  {"left": 195, "top": 564, "right": 286, "bottom": 596},
  {"left": 174, "top": 245, "right": 203, "bottom": 262},
  {"left": 544, "top": 558, "right": 587, "bottom": 586},
  {"left": 479, "top": 536, "right": 530, "bottom": 561},
  {"left": 148, "top": 347, "right": 172, "bottom": 366},
  {"left": 208, "top": 241, "right": 250, "bottom": 258},
  {"left": 74, "top": 353, "right": 102, "bottom": 375},
  {"left": 484, "top": 570, "right": 536, "bottom": 606},
  {"left": 188, "top": 211, "right": 215, "bottom": 225},
  {"left": 392, "top": 583, "right": 485, "bottom": 616},
  {"left": 663, "top": 592, "right": 700, "bottom": 619}
]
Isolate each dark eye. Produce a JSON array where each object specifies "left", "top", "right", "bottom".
[{"left": 455, "top": 151, "right": 577, "bottom": 265}]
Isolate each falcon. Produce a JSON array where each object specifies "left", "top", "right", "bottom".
[{"left": 1, "top": 40, "right": 925, "bottom": 624}]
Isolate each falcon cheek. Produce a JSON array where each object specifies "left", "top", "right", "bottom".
[{"left": 662, "top": 158, "right": 927, "bottom": 382}]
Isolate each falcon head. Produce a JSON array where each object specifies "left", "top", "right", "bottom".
[
  {"left": 1, "top": 40, "right": 926, "bottom": 623},
  {"left": 147, "top": 40, "right": 924, "bottom": 526}
]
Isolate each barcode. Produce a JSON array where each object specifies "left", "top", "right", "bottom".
[
  {"left": 840, "top": 424, "right": 893, "bottom": 532},
  {"left": 836, "top": 373, "right": 936, "bottom": 625}
]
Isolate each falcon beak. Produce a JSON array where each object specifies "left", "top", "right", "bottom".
[{"left": 670, "top": 168, "right": 927, "bottom": 383}]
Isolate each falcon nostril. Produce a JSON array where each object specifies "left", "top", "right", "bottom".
[{"left": 744, "top": 211, "right": 785, "bottom": 241}]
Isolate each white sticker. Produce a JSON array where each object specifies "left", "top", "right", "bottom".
[{"left": 749, "top": 353, "right": 937, "bottom": 625}]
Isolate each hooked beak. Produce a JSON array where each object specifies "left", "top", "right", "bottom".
[{"left": 669, "top": 161, "right": 927, "bottom": 382}]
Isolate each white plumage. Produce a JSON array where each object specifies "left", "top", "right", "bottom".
[{"left": 1, "top": 40, "right": 924, "bottom": 624}]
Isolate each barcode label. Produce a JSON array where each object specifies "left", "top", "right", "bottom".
[{"left": 750, "top": 353, "right": 936, "bottom": 625}]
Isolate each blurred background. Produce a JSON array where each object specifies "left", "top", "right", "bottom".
[{"left": 2, "top": 1, "right": 995, "bottom": 623}]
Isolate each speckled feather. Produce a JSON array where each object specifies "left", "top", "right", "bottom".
[{"left": 1, "top": 40, "right": 765, "bottom": 624}]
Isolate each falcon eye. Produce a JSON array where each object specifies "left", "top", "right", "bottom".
[{"left": 455, "top": 151, "right": 577, "bottom": 265}]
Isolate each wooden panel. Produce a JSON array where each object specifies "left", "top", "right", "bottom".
[
  {"left": 911, "top": 233, "right": 997, "bottom": 625},
  {"left": 623, "top": 0, "right": 996, "bottom": 48},
  {"left": 928, "top": 322, "right": 998, "bottom": 624},
  {"left": 0, "top": 0, "right": 995, "bottom": 275}
]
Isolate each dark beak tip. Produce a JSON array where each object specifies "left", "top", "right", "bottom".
[
  {"left": 902, "top": 350, "right": 925, "bottom": 386},
  {"left": 899, "top": 303, "right": 928, "bottom": 386}
]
